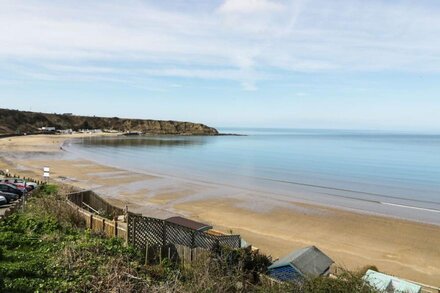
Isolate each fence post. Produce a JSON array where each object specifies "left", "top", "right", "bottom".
[
  {"left": 131, "top": 215, "right": 136, "bottom": 246},
  {"left": 145, "top": 244, "right": 149, "bottom": 265},
  {"left": 90, "top": 213, "right": 93, "bottom": 230},
  {"left": 190, "top": 232, "right": 195, "bottom": 262},
  {"left": 114, "top": 218, "right": 118, "bottom": 237},
  {"left": 102, "top": 218, "right": 106, "bottom": 233},
  {"left": 182, "top": 247, "right": 185, "bottom": 267},
  {"left": 125, "top": 213, "right": 129, "bottom": 245},
  {"left": 162, "top": 221, "right": 167, "bottom": 246}
]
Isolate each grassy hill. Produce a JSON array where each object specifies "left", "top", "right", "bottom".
[
  {"left": 0, "top": 184, "right": 378, "bottom": 292},
  {"left": 0, "top": 108, "right": 218, "bottom": 135}
]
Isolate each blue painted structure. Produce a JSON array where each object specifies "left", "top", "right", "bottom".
[{"left": 268, "top": 246, "right": 334, "bottom": 282}]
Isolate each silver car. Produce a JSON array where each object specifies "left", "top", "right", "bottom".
[{"left": 0, "top": 195, "right": 8, "bottom": 206}]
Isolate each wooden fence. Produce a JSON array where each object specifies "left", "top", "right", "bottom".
[
  {"left": 127, "top": 212, "right": 241, "bottom": 251},
  {"left": 67, "top": 190, "right": 124, "bottom": 218},
  {"left": 66, "top": 200, "right": 128, "bottom": 241},
  {"left": 0, "top": 170, "right": 45, "bottom": 186},
  {"left": 66, "top": 190, "right": 242, "bottom": 265}
]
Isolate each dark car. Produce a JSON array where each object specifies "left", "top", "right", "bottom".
[
  {"left": 0, "top": 191, "right": 18, "bottom": 203},
  {"left": 0, "top": 183, "right": 24, "bottom": 197}
]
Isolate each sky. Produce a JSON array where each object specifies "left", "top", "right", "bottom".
[{"left": 1, "top": 0, "right": 440, "bottom": 131}]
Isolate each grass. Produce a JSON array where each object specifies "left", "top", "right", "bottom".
[
  {"left": 0, "top": 184, "right": 380, "bottom": 292},
  {"left": 0, "top": 185, "right": 143, "bottom": 292}
]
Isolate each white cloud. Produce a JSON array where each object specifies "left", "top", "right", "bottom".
[
  {"left": 218, "top": 0, "right": 283, "bottom": 14},
  {"left": 1, "top": 0, "right": 440, "bottom": 90}
]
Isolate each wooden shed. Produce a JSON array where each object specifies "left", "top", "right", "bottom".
[{"left": 268, "top": 246, "right": 334, "bottom": 282}]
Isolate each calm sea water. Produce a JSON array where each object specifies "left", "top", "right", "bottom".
[{"left": 67, "top": 128, "right": 440, "bottom": 224}]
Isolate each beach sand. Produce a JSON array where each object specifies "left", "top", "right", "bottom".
[{"left": 0, "top": 134, "right": 439, "bottom": 286}]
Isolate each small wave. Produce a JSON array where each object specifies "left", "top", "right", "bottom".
[{"left": 380, "top": 202, "right": 440, "bottom": 213}]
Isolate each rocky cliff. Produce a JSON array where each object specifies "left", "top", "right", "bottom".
[{"left": 0, "top": 108, "right": 218, "bottom": 135}]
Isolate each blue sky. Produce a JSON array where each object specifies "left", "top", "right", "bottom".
[{"left": 1, "top": 0, "right": 440, "bottom": 131}]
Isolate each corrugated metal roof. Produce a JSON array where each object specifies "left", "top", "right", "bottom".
[
  {"left": 268, "top": 246, "right": 334, "bottom": 278},
  {"left": 165, "top": 216, "right": 212, "bottom": 231},
  {"left": 363, "top": 270, "right": 422, "bottom": 293}
]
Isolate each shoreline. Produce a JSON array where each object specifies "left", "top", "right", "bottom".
[
  {"left": 1, "top": 134, "right": 440, "bottom": 285},
  {"left": 64, "top": 136, "right": 440, "bottom": 227}
]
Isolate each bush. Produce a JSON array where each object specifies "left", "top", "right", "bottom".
[
  {"left": 358, "top": 265, "right": 379, "bottom": 275},
  {"left": 38, "top": 184, "right": 58, "bottom": 196},
  {"left": 0, "top": 181, "right": 380, "bottom": 292}
]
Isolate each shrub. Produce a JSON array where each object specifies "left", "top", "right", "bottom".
[
  {"left": 0, "top": 181, "right": 381, "bottom": 292},
  {"left": 358, "top": 265, "right": 379, "bottom": 275},
  {"left": 38, "top": 183, "right": 58, "bottom": 196}
]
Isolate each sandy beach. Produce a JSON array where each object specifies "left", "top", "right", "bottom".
[{"left": 1, "top": 134, "right": 439, "bottom": 286}]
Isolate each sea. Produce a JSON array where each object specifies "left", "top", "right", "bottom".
[{"left": 66, "top": 128, "right": 440, "bottom": 225}]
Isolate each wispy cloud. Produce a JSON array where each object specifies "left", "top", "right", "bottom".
[
  {"left": 218, "top": 0, "right": 283, "bottom": 14},
  {"left": 1, "top": 0, "right": 440, "bottom": 90}
]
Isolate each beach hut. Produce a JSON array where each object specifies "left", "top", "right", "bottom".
[
  {"left": 268, "top": 246, "right": 334, "bottom": 282},
  {"left": 363, "top": 270, "right": 422, "bottom": 293}
]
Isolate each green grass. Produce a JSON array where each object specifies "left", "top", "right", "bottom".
[
  {"left": 0, "top": 186, "right": 142, "bottom": 292},
  {"left": 0, "top": 184, "right": 380, "bottom": 292}
]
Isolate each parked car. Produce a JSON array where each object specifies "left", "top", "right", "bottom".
[
  {"left": 0, "top": 178, "right": 37, "bottom": 191},
  {"left": 2, "top": 180, "right": 28, "bottom": 193},
  {"left": 0, "top": 183, "right": 25, "bottom": 197},
  {"left": 0, "top": 195, "right": 7, "bottom": 206},
  {"left": 17, "top": 178, "right": 38, "bottom": 190},
  {"left": 7, "top": 178, "right": 37, "bottom": 190},
  {"left": 0, "top": 191, "right": 19, "bottom": 203}
]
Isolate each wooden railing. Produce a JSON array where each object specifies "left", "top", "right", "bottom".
[
  {"left": 66, "top": 190, "right": 242, "bottom": 265},
  {"left": 67, "top": 190, "right": 124, "bottom": 218},
  {"left": 65, "top": 199, "right": 128, "bottom": 241}
]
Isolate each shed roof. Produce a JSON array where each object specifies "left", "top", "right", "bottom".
[
  {"left": 166, "top": 216, "right": 212, "bottom": 231},
  {"left": 268, "top": 246, "right": 334, "bottom": 278},
  {"left": 363, "top": 270, "right": 421, "bottom": 293}
]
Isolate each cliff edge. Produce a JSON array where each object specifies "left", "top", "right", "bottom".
[{"left": 0, "top": 108, "right": 218, "bottom": 135}]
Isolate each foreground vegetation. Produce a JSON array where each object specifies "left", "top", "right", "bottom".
[{"left": 0, "top": 184, "right": 378, "bottom": 292}]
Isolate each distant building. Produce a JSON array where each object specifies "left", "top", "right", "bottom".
[
  {"left": 78, "top": 129, "right": 102, "bottom": 133},
  {"left": 268, "top": 246, "right": 334, "bottom": 282},
  {"left": 363, "top": 270, "right": 422, "bottom": 293},
  {"left": 40, "top": 127, "right": 56, "bottom": 132},
  {"left": 57, "top": 129, "right": 73, "bottom": 134}
]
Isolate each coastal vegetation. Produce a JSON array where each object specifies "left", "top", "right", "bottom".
[
  {"left": 0, "top": 184, "right": 378, "bottom": 292},
  {"left": 0, "top": 108, "right": 218, "bottom": 135}
]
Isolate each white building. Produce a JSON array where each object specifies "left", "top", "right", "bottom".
[{"left": 40, "top": 127, "right": 56, "bottom": 132}]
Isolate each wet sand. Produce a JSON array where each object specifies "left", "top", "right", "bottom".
[{"left": 0, "top": 134, "right": 439, "bottom": 286}]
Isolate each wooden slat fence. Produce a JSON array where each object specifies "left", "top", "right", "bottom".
[
  {"left": 67, "top": 190, "right": 124, "bottom": 218},
  {"left": 127, "top": 212, "right": 241, "bottom": 251},
  {"left": 66, "top": 200, "right": 128, "bottom": 241},
  {"left": 66, "top": 190, "right": 241, "bottom": 265}
]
